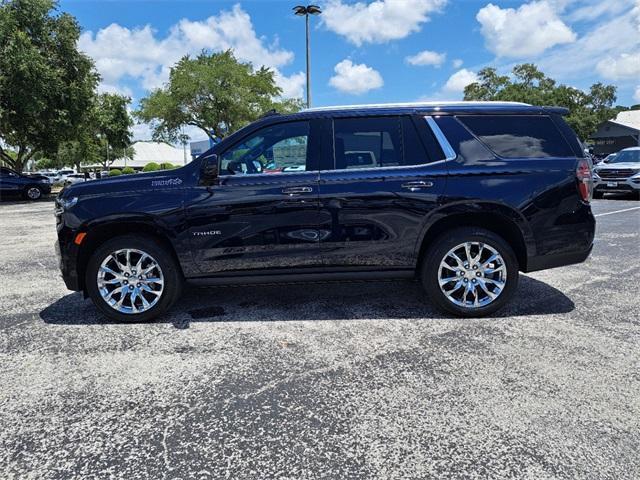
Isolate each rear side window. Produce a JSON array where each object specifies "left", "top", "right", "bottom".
[
  {"left": 332, "top": 116, "right": 429, "bottom": 170},
  {"left": 458, "top": 115, "right": 574, "bottom": 158}
]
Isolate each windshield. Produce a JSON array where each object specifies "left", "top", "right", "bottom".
[{"left": 608, "top": 150, "right": 640, "bottom": 164}]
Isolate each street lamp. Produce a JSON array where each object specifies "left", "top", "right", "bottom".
[{"left": 293, "top": 4, "right": 321, "bottom": 108}]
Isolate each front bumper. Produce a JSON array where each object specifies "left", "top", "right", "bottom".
[
  {"left": 593, "top": 176, "right": 640, "bottom": 193},
  {"left": 55, "top": 225, "right": 82, "bottom": 291}
]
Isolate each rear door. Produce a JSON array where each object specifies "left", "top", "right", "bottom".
[{"left": 317, "top": 115, "right": 447, "bottom": 270}]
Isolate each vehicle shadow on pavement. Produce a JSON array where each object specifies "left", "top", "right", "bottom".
[
  {"left": 0, "top": 196, "right": 56, "bottom": 205},
  {"left": 40, "top": 275, "right": 574, "bottom": 328}
]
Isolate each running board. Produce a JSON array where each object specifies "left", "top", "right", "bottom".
[{"left": 186, "top": 269, "right": 415, "bottom": 287}]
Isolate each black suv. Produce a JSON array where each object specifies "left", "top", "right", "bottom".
[
  {"left": 55, "top": 102, "right": 595, "bottom": 321},
  {"left": 1, "top": 167, "right": 52, "bottom": 200}
]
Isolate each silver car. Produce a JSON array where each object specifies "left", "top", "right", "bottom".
[{"left": 593, "top": 147, "right": 640, "bottom": 199}]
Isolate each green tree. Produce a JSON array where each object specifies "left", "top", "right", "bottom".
[
  {"left": 109, "top": 168, "right": 122, "bottom": 176},
  {"left": 136, "top": 50, "right": 303, "bottom": 143},
  {"left": 121, "top": 166, "right": 135, "bottom": 175},
  {"left": 56, "top": 93, "right": 133, "bottom": 170},
  {"left": 159, "top": 162, "right": 175, "bottom": 170},
  {"left": 464, "top": 64, "right": 620, "bottom": 141},
  {"left": 0, "top": 0, "right": 99, "bottom": 171}
]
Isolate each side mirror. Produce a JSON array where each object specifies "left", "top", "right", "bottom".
[{"left": 201, "top": 154, "right": 219, "bottom": 184}]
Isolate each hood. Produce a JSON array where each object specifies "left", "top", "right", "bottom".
[{"left": 60, "top": 168, "right": 189, "bottom": 199}]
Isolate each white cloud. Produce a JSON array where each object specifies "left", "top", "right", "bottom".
[
  {"left": 567, "top": 0, "right": 630, "bottom": 22},
  {"left": 443, "top": 68, "right": 478, "bottom": 92},
  {"left": 79, "top": 4, "right": 303, "bottom": 97},
  {"left": 535, "top": 1, "right": 640, "bottom": 80},
  {"left": 596, "top": 52, "right": 640, "bottom": 80},
  {"left": 329, "top": 60, "right": 384, "bottom": 95},
  {"left": 273, "top": 71, "right": 306, "bottom": 99},
  {"left": 476, "top": 1, "right": 576, "bottom": 58},
  {"left": 322, "top": 0, "right": 447, "bottom": 46},
  {"left": 452, "top": 58, "right": 463, "bottom": 69},
  {"left": 634, "top": 85, "right": 640, "bottom": 103},
  {"left": 406, "top": 50, "right": 446, "bottom": 67}
]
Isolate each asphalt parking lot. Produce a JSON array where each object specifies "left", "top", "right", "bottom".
[{"left": 0, "top": 198, "right": 639, "bottom": 479}]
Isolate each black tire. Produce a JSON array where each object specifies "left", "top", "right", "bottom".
[
  {"left": 592, "top": 191, "right": 604, "bottom": 199},
  {"left": 421, "top": 227, "right": 519, "bottom": 318},
  {"left": 85, "top": 234, "right": 183, "bottom": 322},
  {"left": 23, "top": 185, "right": 42, "bottom": 201}
]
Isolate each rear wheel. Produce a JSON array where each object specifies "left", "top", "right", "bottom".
[
  {"left": 24, "top": 185, "right": 42, "bottom": 201},
  {"left": 421, "top": 228, "right": 519, "bottom": 317},
  {"left": 85, "top": 235, "right": 183, "bottom": 322}
]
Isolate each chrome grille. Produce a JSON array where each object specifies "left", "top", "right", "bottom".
[{"left": 597, "top": 169, "right": 637, "bottom": 179}]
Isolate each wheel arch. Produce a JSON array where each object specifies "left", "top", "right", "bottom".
[
  {"left": 75, "top": 217, "right": 183, "bottom": 292},
  {"left": 416, "top": 203, "right": 533, "bottom": 272}
]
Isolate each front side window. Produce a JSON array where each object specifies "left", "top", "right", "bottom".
[
  {"left": 220, "top": 121, "right": 309, "bottom": 175},
  {"left": 458, "top": 115, "right": 574, "bottom": 158}
]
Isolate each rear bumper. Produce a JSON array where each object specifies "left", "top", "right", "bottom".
[
  {"left": 525, "top": 244, "right": 593, "bottom": 272},
  {"left": 524, "top": 206, "right": 595, "bottom": 273}
]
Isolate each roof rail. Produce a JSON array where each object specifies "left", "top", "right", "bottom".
[
  {"left": 260, "top": 109, "right": 280, "bottom": 118},
  {"left": 542, "top": 106, "right": 570, "bottom": 115}
]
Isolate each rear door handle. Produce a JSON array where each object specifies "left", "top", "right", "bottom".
[
  {"left": 401, "top": 181, "right": 434, "bottom": 191},
  {"left": 282, "top": 186, "right": 313, "bottom": 195}
]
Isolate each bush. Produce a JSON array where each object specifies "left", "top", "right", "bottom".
[
  {"left": 143, "top": 162, "right": 160, "bottom": 172},
  {"left": 159, "top": 162, "right": 176, "bottom": 170},
  {"left": 122, "top": 167, "right": 135, "bottom": 175},
  {"left": 109, "top": 169, "right": 122, "bottom": 176}
]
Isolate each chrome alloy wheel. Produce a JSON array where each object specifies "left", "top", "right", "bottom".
[
  {"left": 97, "top": 249, "right": 164, "bottom": 314},
  {"left": 27, "top": 187, "right": 41, "bottom": 200},
  {"left": 438, "top": 241, "right": 507, "bottom": 309}
]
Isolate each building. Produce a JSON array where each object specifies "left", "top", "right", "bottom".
[
  {"left": 109, "top": 141, "right": 189, "bottom": 170},
  {"left": 591, "top": 110, "right": 640, "bottom": 155}
]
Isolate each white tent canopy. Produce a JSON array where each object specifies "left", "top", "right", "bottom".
[{"left": 110, "top": 141, "right": 189, "bottom": 169}]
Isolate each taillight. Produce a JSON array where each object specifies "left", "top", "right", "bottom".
[{"left": 576, "top": 159, "right": 593, "bottom": 202}]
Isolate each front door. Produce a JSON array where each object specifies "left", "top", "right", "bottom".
[
  {"left": 318, "top": 115, "right": 447, "bottom": 270},
  {"left": 185, "top": 119, "right": 323, "bottom": 275}
]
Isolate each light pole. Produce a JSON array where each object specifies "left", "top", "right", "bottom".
[{"left": 293, "top": 5, "right": 321, "bottom": 108}]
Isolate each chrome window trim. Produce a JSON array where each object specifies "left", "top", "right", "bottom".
[{"left": 425, "top": 116, "right": 457, "bottom": 161}]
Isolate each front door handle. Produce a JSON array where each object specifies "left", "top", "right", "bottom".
[
  {"left": 401, "top": 181, "right": 434, "bottom": 191},
  {"left": 282, "top": 186, "right": 313, "bottom": 195}
]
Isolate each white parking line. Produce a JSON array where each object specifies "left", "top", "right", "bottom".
[{"left": 594, "top": 206, "right": 640, "bottom": 217}]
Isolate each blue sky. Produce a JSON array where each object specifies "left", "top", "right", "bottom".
[{"left": 60, "top": 0, "right": 640, "bottom": 141}]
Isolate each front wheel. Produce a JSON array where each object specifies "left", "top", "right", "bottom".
[
  {"left": 421, "top": 228, "right": 519, "bottom": 317},
  {"left": 85, "top": 235, "right": 183, "bottom": 322}
]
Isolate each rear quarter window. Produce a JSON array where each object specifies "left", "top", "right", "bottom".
[{"left": 458, "top": 115, "right": 575, "bottom": 159}]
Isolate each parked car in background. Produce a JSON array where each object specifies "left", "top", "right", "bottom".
[
  {"left": 64, "top": 173, "right": 89, "bottom": 185},
  {"left": 0, "top": 167, "right": 52, "bottom": 200},
  {"left": 55, "top": 101, "right": 595, "bottom": 322},
  {"left": 593, "top": 147, "right": 640, "bottom": 199},
  {"left": 38, "top": 171, "right": 61, "bottom": 183},
  {"left": 57, "top": 169, "right": 76, "bottom": 182}
]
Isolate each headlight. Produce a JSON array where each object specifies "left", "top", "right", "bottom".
[{"left": 55, "top": 196, "right": 78, "bottom": 214}]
